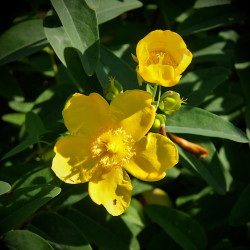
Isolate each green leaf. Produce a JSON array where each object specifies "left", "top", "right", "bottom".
[
  {"left": 0, "top": 181, "right": 11, "bottom": 195},
  {"left": 63, "top": 208, "right": 132, "bottom": 250},
  {"left": 132, "top": 179, "right": 154, "bottom": 196},
  {"left": 176, "top": 136, "right": 227, "bottom": 194},
  {"left": 0, "top": 20, "right": 48, "bottom": 65},
  {"left": 157, "top": 0, "right": 191, "bottom": 22},
  {"left": 29, "top": 212, "right": 92, "bottom": 250},
  {"left": 164, "top": 106, "right": 249, "bottom": 143},
  {"left": 176, "top": 186, "right": 213, "bottom": 207},
  {"left": 189, "top": 35, "right": 235, "bottom": 67},
  {"left": 32, "top": 84, "right": 77, "bottom": 130},
  {"left": 177, "top": 5, "right": 246, "bottom": 36},
  {"left": 96, "top": 45, "right": 138, "bottom": 90},
  {"left": 146, "top": 83, "right": 155, "bottom": 97},
  {"left": 194, "top": 0, "right": 231, "bottom": 8},
  {"left": 202, "top": 93, "right": 244, "bottom": 115},
  {"left": 235, "top": 34, "right": 250, "bottom": 141},
  {"left": 8, "top": 101, "right": 34, "bottom": 113},
  {"left": 50, "top": 0, "right": 99, "bottom": 76},
  {"left": 1, "top": 136, "right": 37, "bottom": 160},
  {"left": 2, "top": 113, "right": 25, "bottom": 126},
  {"left": 2, "top": 112, "right": 48, "bottom": 160},
  {"left": 25, "top": 111, "right": 47, "bottom": 138},
  {"left": 229, "top": 183, "right": 250, "bottom": 226},
  {"left": 121, "top": 199, "right": 145, "bottom": 237},
  {"left": 96, "top": 0, "right": 143, "bottom": 24},
  {"left": 72, "top": 196, "right": 140, "bottom": 249},
  {"left": 43, "top": 15, "right": 101, "bottom": 93},
  {"left": 0, "top": 66, "right": 23, "bottom": 100},
  {"left": 49, "top": 183, "right": 88, "bottom": 210},
  {"left": 12, "top": 166, "right": 55, "bottom": 190},
  {"left": 173, "top": 67, "right": 230, "bottom": 106},
  {"left": 146, "top": 205, "right": 207, "bottom": 250},
  {"left": 3, "top": 230, "right": 53, "bottom": 250},
  {"left": 43, "top": 15, "right": 71, "bottom": 66},
  {"left": 0, "top": 184, "right": 61, "bottom": 234}
]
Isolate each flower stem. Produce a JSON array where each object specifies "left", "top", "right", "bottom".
[
  {"left": 156, "top": 85, "right": 161, "bottom": 110},
  {"left": 152, "top": 83, "right": 158, "bottom": 101},
  {"left": 45, "top": 47, "right": 60, "bottom": 84}
]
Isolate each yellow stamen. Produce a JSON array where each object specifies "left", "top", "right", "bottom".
[
  {"left": 147, "top": 50, "right": 178, "bottom": 68},
  {"left": 91, "top": 128, "right": 136, "bottom": 168}
]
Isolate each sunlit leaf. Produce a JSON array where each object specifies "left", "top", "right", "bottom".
[
  {"left": 43, "top": 15, "right": 101, "bottom": 93},
  {"left": 50, "top": 0, "right": 99, "bottom": 75},
  {"left": 165, "top": 106, "right": 249, "bottom": 143}
]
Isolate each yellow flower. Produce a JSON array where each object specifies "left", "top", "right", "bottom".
[
  {"left": 136, "top": 30, "right": 192, "bottom": 87},
  {"left": 51, "top": 90, "right": 178, "bottom": 216}
]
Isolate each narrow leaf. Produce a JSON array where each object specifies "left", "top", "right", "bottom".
[
  {"left": 0, "top": 20, "right": 48, "bottom": 65},
  {"left": 146, "top": 205, "right": 207, "bottom": 250},
  {"left": 0, "top": 184, "right": 61, "bottom": 234},
  {"left": 49, "top": 184, "right": 88, "bottom": 210},
  {"left": 177, "top": 139, "right": 227, "bottom": 195},
  {"left": 165, "top": 106, "right": 249, "bottom": 143},
  {"left": 30, "top": 212, "right": 92, "bottom": 250},
  {"left": 96, "top": 0, "right": 142, "bottom": 24},
  {"left": 177, "top": 5, "right": 246, "bottom": 36},
  {"left": 63, "top": 208, "right": 130, "bottom": 250},
  {"left": 229, "top": 184, "right": 250, "bottom": 226},
  {"left": 3, "top": 230, "right": 53, "bottom": 250},
  {"left": 194, "top": 0, "right": 231, "bottom": 9}
]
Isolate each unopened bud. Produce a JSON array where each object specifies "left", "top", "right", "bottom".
[
  {"left": 159, "top": 91, "right": 186, "bottom": 115},
  {"left": 103, "top": 77, "right": 123, "bottom": 101},
  {"left": 150, "top": 114, "right": 166, "bottom": 132}
]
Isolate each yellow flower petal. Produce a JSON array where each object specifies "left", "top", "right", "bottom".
[
  {"left": 63, "top": 93, "right": 112, "bottom": 136},
  {"left": 174, "top": 50, "right": 192, "bottom": 75},
  {"left": 139, "top": 64, "right": 181, "bottom": 87},
  {"left": 136, "top": 30, "right": 192, "bottom": 87},
  {"left": 125, "top": 133, "right": 178, "bottom": 181},
  {"left": 110, "top": 90, "right": 155, "bottom": 141},
  {"left": 52, "top": 135, "right": 98, "bottom": 184},
  {"left": 89, "top": 167, "right": 132, "bottom": 216}
]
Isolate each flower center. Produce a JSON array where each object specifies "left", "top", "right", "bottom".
[
  {"left": 91, "top": 128, "right": 136, "bottom": 168},
  {"left": 147, "top": 50, "right": 178, "bottom": 68}
]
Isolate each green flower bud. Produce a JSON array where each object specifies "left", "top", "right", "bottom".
[
  {"left": 150, "top": 114, "right": 166, "bottom": 132},
  {"left": 103, "top": 77, "right": 123, "bottom": 101},
  {"left": 159, "top": 91, "right": 186, "bottom": 115}
]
